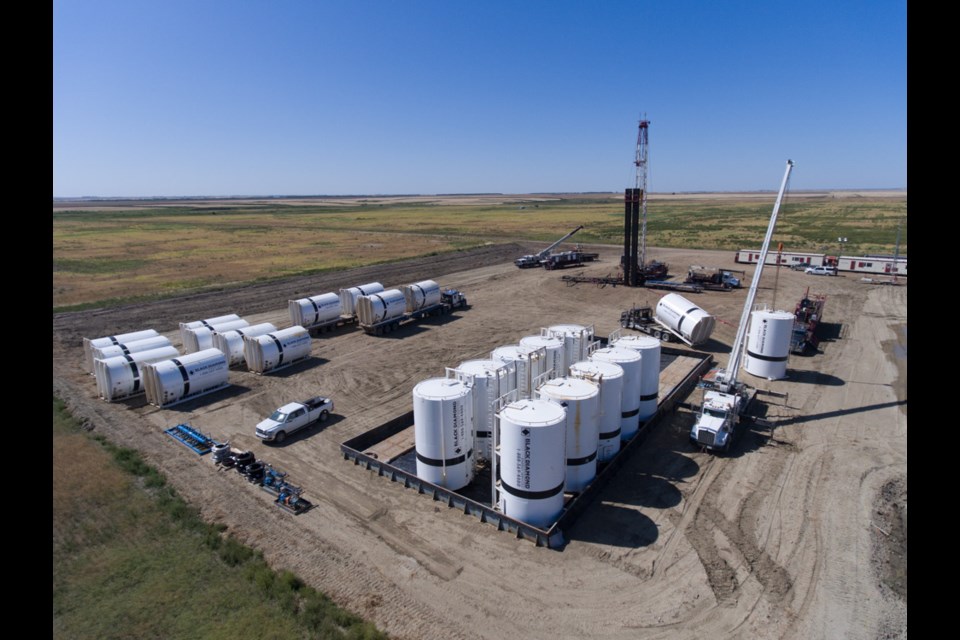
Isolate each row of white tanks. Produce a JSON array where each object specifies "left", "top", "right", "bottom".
[{"left": 412, "top": 323, "right": 664, "bottom": 528}]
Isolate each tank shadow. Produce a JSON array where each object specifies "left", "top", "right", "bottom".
[
  {"left": 266, "top": 414, "right": 344, "bottom": 447},
  {"left": 694, "top": 338, "right": 732, "bottom": 354},
  {"left": 815, "top": 321, "right": 844, "bottom": 342},
  {"left": 786, "top": 369, "right": 845, "bottom": 386},
  {"left": 161, "top": 383, "right": 252, "bottom": 412},
  {"left": 260, "top": 356, "right": 329, "bottom": 378},
  {"left": 565, "top": 502, "right": 659, "bottom": 548}
]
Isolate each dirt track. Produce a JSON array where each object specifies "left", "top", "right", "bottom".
[{"left": 53, "top": 243, "right": 907, "bottom": 639}]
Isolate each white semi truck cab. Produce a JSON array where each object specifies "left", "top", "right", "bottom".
[
  {"left": 690, "top": 389, "right": 743, "bottom": 453},
  {"left": 256, "top": 396, "right": 333, "bottom": 443}
]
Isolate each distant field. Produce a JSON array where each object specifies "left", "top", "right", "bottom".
[{"left": 53, "top": 192, "right": 907, "bottom": 309}]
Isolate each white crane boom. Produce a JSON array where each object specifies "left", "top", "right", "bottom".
[{"left": 715, "top": 160, "right": 794, "bottom": 392}]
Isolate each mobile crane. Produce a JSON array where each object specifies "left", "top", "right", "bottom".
[
  {"left": 690, "top": 160, "right": 794, "bottom": 452},
  {"left": 515, "top": 225, "right": 585, "bottom": 268}
]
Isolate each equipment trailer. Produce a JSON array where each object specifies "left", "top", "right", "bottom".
[
  {"left": 361, "top": 289, "right": 468, "bottom": 335},
  {"left": 619, "top": 306, "right": 679, "bottom": 343}
]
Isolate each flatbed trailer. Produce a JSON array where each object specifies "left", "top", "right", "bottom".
[
  {"left": 619, "top": 306, "right": 680, "bottom": 343},
  {"left": 360, "top": 290, "right": 468, "bottom": 335},
  {"left": 303, "top": 314, "right": 358, "bottom": 334}
]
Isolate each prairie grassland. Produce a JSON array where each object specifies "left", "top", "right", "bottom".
[
  {"left": 52, "top": 193, "right": 906, "bottom": 309},
  {"left": 52, "top": 397, "right": 387, "bottom": 640}
]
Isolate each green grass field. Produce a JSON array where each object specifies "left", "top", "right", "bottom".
[
  {"left": 53, "top": 396, "right": 387, "bottom": 640},
  {"left": 53, "top": 194, "right": 906, "bottom": 310}
]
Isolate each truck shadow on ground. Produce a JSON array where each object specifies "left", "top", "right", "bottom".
[
  {"left": 264, "top": 414, "right": 344, "bottom": 447},
  {"left": 565, "top": 503, "right": 659, "bottom": 548},
  {"left": 770, "top": 399, "right": 907, "bottom": 427},
  {"left": 372, "top": 313, "right": 465, "bottom": 339}
]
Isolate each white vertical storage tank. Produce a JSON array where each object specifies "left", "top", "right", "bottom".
[
  {"left": 180, "top": 317, "right": 249, "bottom": 353},
  {"left": 546, "top": 324, "right": 595, "bottom": 369},
  {"left": 288, "top": 292, "right": 341, "bottom": 329},
  {"left": 339, "top": 282, "right": 384, "bottom": 317},
  {"left": 655, "top": 294, "right": 715, "bottom": 346},
  {"left": 212, "top": 322, "right": 277, "bottom": 366},
  {"left": 497, "top": 398, "right": 567, "bottom": 528},
  {"left": 537, "top": 377, "right": 600, "bottom": 493},
  {"left": 401, "top": 280, "right": 441, "bottom": 313},
  {"left": 519, "top": 334, "right": 565, "bottom": 379},
  {"left": 490, "top": 345, "right": 546, "bottom": 400},
  {"left": 356, "top": 289, "right": 407, "bottom": 327},
  {"left": 455, "top": 360, "right": 516, "bottom": 461},
  {"left": 743, "top": 309, "right": 794, "bottom": 380},
  {"left": 142, "top": 348, "right": 230, "bottom": 408},
  {"left": 611, "top": 334, "right": 662, "bottom": 424},
  {"left": 94, "top": 345, "right": 181, "bottom": 402},
  {"left": 243, "top": 326, "right": 312, "bottom": 374},
  {"left": 569, "top": 360, "right": 624, "bottom": 462},
  {"left": 84, "top": 329, "right": 160, "bottom": 372},
  {"left": 90, "top": 335, "right": 174, "bottom": 369},
  {"left": 413, "top": 377, "right": 475, "bottom": 490},
  {"left": 590, "top": 346, "right": 642, "bottom": 441}
]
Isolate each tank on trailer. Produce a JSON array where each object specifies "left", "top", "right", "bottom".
[
  {"left": 655, "top": 294, "right": 716, "bottom": 346},
  {"left": 243, "top": 326, "right": 312, "bottom": 374},
  {"left": 339, "top": 282, "right": 384, "bottom": 317}
]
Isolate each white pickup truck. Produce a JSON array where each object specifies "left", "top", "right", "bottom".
[{"left": 255, "top": 396, "right": 333, "bottom": 443}]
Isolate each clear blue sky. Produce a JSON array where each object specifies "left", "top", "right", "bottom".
[{"left": 53, "top": 1, "right": 906, "bottom": 197}]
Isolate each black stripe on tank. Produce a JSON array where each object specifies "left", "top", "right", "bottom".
[
  {"left": 746, "top": 350, "right": 788, "bottom": 363},
  {"left": 567, "top": 451, "right": 597, "bottom": 466},
  {"left": 622, "top": 408, "right": 640, "bottom": 418},
  {"left": 308, "top": 298, "right": 320, "bottom": 324},
  {"left": 123, "top": 354, "right": 140, "bottom": 392},
  {"left": 598, "top": 427, "right": 622, "bottom": 440},
  {"left": 676, "top": 305, "right": 699, "bottom": 334},
  {"left": 200, "top": 320, "right": 213, "bottom": 329},
  {"left": 171, "top": 358, "right": 191, "bottom": 396},
  {"left": 269, "top": 334, "right": 285, "bottom": 366},
  {"left": 416, "top": 449, "right": 473, "bottom": 467},
  {"left": 476, "top": 431, "right": 492, "bottom": 438},
  {"left": 108, "top": 336, "right": 119, "bottom": 345},
  {"left": 640, "top": 392, "right": 659, "bottom": 402},
  {"left": 499, "top": 479, "right": 565, "bottom": 501}
]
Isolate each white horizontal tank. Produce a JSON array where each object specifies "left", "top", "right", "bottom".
[
  {"left": 339, "top": 282, "right": 384, "bottom": 317},
  {"left": 288, "top": 292, "right": 342, "bottom": 328},
  {"left": 537, "top": 377, "right": 600, "bottom": 493},
  {"left": 611, "top": 334, "right": 661, "bottom": 424},
  {"left": 94, "top": 345, "right": 181, "bottom": 402},
  {"left": 455, "top": 359, "right": 516, "bottom": 461},
  {"left": 546, "top": 324, "right": 595, "bottom": 370},
  {"left": 90, "top": 335, "right": 174, "bottom": 370},
  {"left": 490, "top": 344, "right": 546, "bottom": 400},
  {"left": 178, "top": 314, "right": 241, "bottom": 350},
  {"left": 142, "top": 348, "right": 230, "bottom": 408},
  {"left": 402, "top": 280, "right": 441, "bottom": 313},
  {"left": 413, "top": 377, "right": 475, "bottom": 490},
  {"left": 356, "top": 289, "right": 406, "bottom": 327},
  {"left": 243, "top": 326, "right": 312, "bottom": 374},
  {"left": 655, "top": 294, "right": 715, "bottom": 346},
  {"left": 590, "top": 346, "right": 642, "bottom": 441},
  {"left": 212, "top": 322, "right": 277, "bottom": 366},
  {"left": 569, "top": 359, "right": 624, "bottom": 462},
  {"left": 743, "top": 309, "right": 794, "bottom": 380},
  {"left": 497, "top": 398, "right": 567, "bottom": 528},
  {"left": 182, "top": 318, "right": 250, "bottom": 354},
  {"left": 519, "top": 334, "right": 565, "bottom": 380},
  {"left": 83, "top": 329, "right": 160, "bottom": 372}
]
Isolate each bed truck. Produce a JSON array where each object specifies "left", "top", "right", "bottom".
[
  {"left": 256, "top": 396, "right": 333, "bottom": 444},
  {"left": 619, "top": 306, "right": 677, "bottom": 343},
  {"left": 359, "top": 287, "right": 468, "bottom": 335},
  {"left": 691, "top": 160, "right": 793, "bottom": 453}
]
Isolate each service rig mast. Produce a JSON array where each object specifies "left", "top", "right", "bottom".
[{"left": 691, "top": 160, "right": 794, "bottom": 452}]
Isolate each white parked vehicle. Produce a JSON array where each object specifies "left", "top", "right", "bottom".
[
  {"left": 805, "top": 265, "right": 837, "bottom": 276},
  {"left": 255, "top": 396, "right": 333, "bottom": 443}
]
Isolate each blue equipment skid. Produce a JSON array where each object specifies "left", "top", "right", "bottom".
[{"left": 164, "top": 424, "right": 216, "bottom": 455}]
